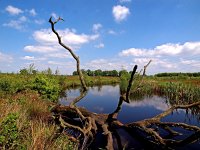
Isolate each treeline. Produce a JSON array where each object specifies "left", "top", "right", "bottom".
[
  {"left": 155, "top": 72, "right": 200, "bottom": 77},
  {"left": 73, "top": 69, "right": 132, "bottom": 77}
]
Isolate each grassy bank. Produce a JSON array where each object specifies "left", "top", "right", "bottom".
[
  {"left": 1, "top": 72, "right": 200, "bottom": 149},
  {"left": 0, "top": 90, "right": 76, "bottom": 150},
  {"left": 0, "top": 73, "right": 119, "bottom": 149},
  {"left": 127, "top": 76, "right": 200, "bottom": 104}
]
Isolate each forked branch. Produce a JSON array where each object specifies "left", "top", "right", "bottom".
[{"left": 49, "top": 17, "right": 87, "bottom": 92}]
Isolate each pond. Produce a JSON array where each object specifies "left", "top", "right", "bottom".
[{"left": 59, "top": 85, "right": 200, "bottom": 149}]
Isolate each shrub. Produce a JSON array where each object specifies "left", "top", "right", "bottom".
[
  {"left": 32, "top": 75, "right": 60, "bottom": 102},
  {"left": 0, "top": 80, "right": 11, "bottom": 92},
  {"left": 0, "top": 113, "right": 24, "bottom": 149}
]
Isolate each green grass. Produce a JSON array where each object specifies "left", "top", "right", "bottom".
[
  {"left": 0, "top": 90, "right": 77, "bottom": 150},
  {"left": 0, "top": 73, "right": 119, "bottom": 149},
  {"left": 126, "top": 76, "right": 200, "bottom": 104},
  {"left": 1, "top": 72, "right": 200, "bottom": 149}
]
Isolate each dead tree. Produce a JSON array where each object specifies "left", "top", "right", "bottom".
[
  {"left": 51, "top": 63, "right": 200, "bottom": 149},
  {"left": 52, "top": 88, "right": 200, "bottom": 149},
  {"left": 49, "top": 17, "right": 200, "bottom": 149},
  {"left": 49, "top": 17, "right": 87, "bottom": 93}
]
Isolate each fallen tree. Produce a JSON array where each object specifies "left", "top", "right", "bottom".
[
  {"left": 49, "top": 17, "right": 200, "bottom": 149},
  {"left": 51, "top": 97, "right": 200, "bottom": 149}
]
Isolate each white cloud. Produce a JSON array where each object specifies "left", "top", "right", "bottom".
[
  {"left": 3, "top": 20, "right": 22, "bottom": 30},
  {"left": 119, "top": 0, "right": 131, "bottom": 3},
  {"left": 45, "top": 52, "right": 72, "bottom": 59},
  {"left": 24, "top": 27, "right": 99, "bottom": 63},
  {"left": 92, "top": 23, "right": 102, "bottom": 32},
  {"left": 95, "top": 43, "right": 104, "bottom": 48},
  {"left": 19, "top": 16, "right": 27, "bottom": 22},
  {"left": 0, "top": 52, "right": 13, "bottom": 63},
  {"left": 21, "top": 56, "right": 46, "bottom": 61},
  {"left": 5, "top": 5, "right": 23, "bottom": 15},
  {"left": 119, "top": 48, "right": 152, "bottom": 57},
  {"left": 21, "top": 56, "right": 35, "bottom": 60},
  {"left": 118, "top": 41, "right": 200, "bottom": 74},
  {"left": 119, "top": 41, "right": 200, "bottom": 57},
  {"left": 108, "top": 30, "right": 117, "bottom": 35},
  {"left": 29, "top": 9, "right": 37, "bottom": 16},
  {"left": 181, "top": 59, "right": 200, "bottom": 67},
  {"left": 51, "top": 12, "right": 58, "bottom": 19},
  {"left": 84, "top": 58, "right": 129, "bottom": 71},
  {"left": 112, "top": 5, "right": 130, "bottom": 22},
  {"left": 34, "top": 19, "right": 45, "bottom": 25},
  {"left": 3, "top": 16, "right": 27, "bottom": 30},
  {"left": 32, "top": 28, "right": 99, "bottom": 47},
  {"left": 24, "top": 45, "right": 60, "bottom": 53},
  {"left": 48, "top": 61, "right": 66, "bottom": 66}
]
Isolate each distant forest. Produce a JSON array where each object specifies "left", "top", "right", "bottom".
[
  {"left": 155, "top": 72, "right": 200, "bottom": 77},
  {"left": 73, "top": 69, "right": 200, "bottom": 77}
]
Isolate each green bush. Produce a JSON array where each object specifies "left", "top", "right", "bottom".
[
  {"left": 0, "top": 75, "right": 27, "bottom": 94},
  {"left": 0, "top": 113, "right": 24, "bottom": 149},
  {"left": 0, "top": 80, "right": 11, "bottom": 92},
  {"left": 32, "top": 75, "right": 60, "bottom": 102}
]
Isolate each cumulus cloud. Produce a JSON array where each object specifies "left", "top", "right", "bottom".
[
  {"left": 24, "top": 45, "right": 60, "bottom": 53},
  {"left": 32, "top": 28, "right": 99, "bottom": 48},
  {"left": 83, "top": 41, "right": 200, "bottom": 74},
  {"left": 112, "top": 5, "right": 130, "bottom": 22},
  {"left": 119, "top": 42, "right": 200, "bottom": 57},
  {"left": 21, "top": 56, "right": 46, "bottom": 61},
  {"left": 3, "top": 6, "right": 38, "bottom": 30},
  {"left": 29, "top": 9, "right": 37, "bottom": 16},
  {"left": 5, "top": 5, "right": 23, "bottom": 15},
  {"left": 34, "top": 19, "right": 45, "bottom": 25},
  {"left": 51, "top": 12, "right": 58, "bottom": 19},
  {"left": 118, "top": 41, "right": 200, "bottom": 73},
  {"left": 84, "top": 58, "right": 129, "bottom": 71},
  {"left": 108, "top": 30, "right": 117, "bottom": 35},
  {"left": 45, "top": 52, "right": 72, "bottom": 59},
  {"left": 47, "top": 60, "right": 74, "bottom": 66},
  {"left": 92, "top": 23, "right": 102, "bottom": 32},
  {"left": 3, "top": 16, "right": 27, "bottom": 30},
  {"left": 3, "top": 20, "right": 23, "bottom": 30},
  {"left": 24, "top": 27, "right": 99, "bottom": 67},
  {"left": 95, "top": 43, "right": 104, "bottom": 48},
  {"left": 180, "top": 59, "right": 200, "bottom": 67},
  {"left": 21, "top": 56, "right": 35, "bottom": 60}
]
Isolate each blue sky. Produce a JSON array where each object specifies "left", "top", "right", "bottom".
[{"left": 0, "top": 0, "right": 200, "bottom": 74}]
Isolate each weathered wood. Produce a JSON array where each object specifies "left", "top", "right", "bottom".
[
  {"left": 48, "top": 16, "right": 200, "bottom": 149},
  {"left": 49, "top": 17, "right": 87, "bottom": 92},
  {"left": 51, "top": 100, "right": 200, "bottom": 149}
]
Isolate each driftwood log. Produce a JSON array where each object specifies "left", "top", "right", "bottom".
[
  {"left": 51, "top": 99, "right": 200, "bottom": 149},
  {"left": 49, "top": 17, "right": 200, "bottom": 149}
]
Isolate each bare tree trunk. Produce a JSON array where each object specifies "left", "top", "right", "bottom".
[
  {"left": 48, "top": 17, "right": 200, "bottom": 149},
  {"left": 49, "top": 17, "right": 87, "bottom": 92}
]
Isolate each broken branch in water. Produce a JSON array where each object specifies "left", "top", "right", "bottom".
[
  {"left": 51, "top": 100, "right": 200, "bottom": 149},
  {"left": 49, "top": 17, "right": 200, "bottom": 149}
]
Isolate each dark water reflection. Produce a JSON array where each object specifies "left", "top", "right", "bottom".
[
  {"left": 59, "top": 85, "right": 200, "bottom": 149},
  {"left": 59, "top": 85, "right": 200, "bottom": 125}
]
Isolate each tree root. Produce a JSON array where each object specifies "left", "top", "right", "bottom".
[{"left": 51, "top": 100, "right": 200, "bottom": 149}]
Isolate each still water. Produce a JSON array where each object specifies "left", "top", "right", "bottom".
[
  {"left": 59, "top": 85, "right": 200, "bottom": 125},
  {"left": 59, "top": 85, "right": 200, "bottom": 149}
]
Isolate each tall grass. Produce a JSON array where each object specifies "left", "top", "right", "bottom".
[
  {"left": 155, "top": 82, "right": 200, "bottom": 105},
  {"left": 120, "top": 77, "right": 200, "bottom": 104},
  {"left": 0, "top": 90, "right": 76, "bottom": 150}
]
